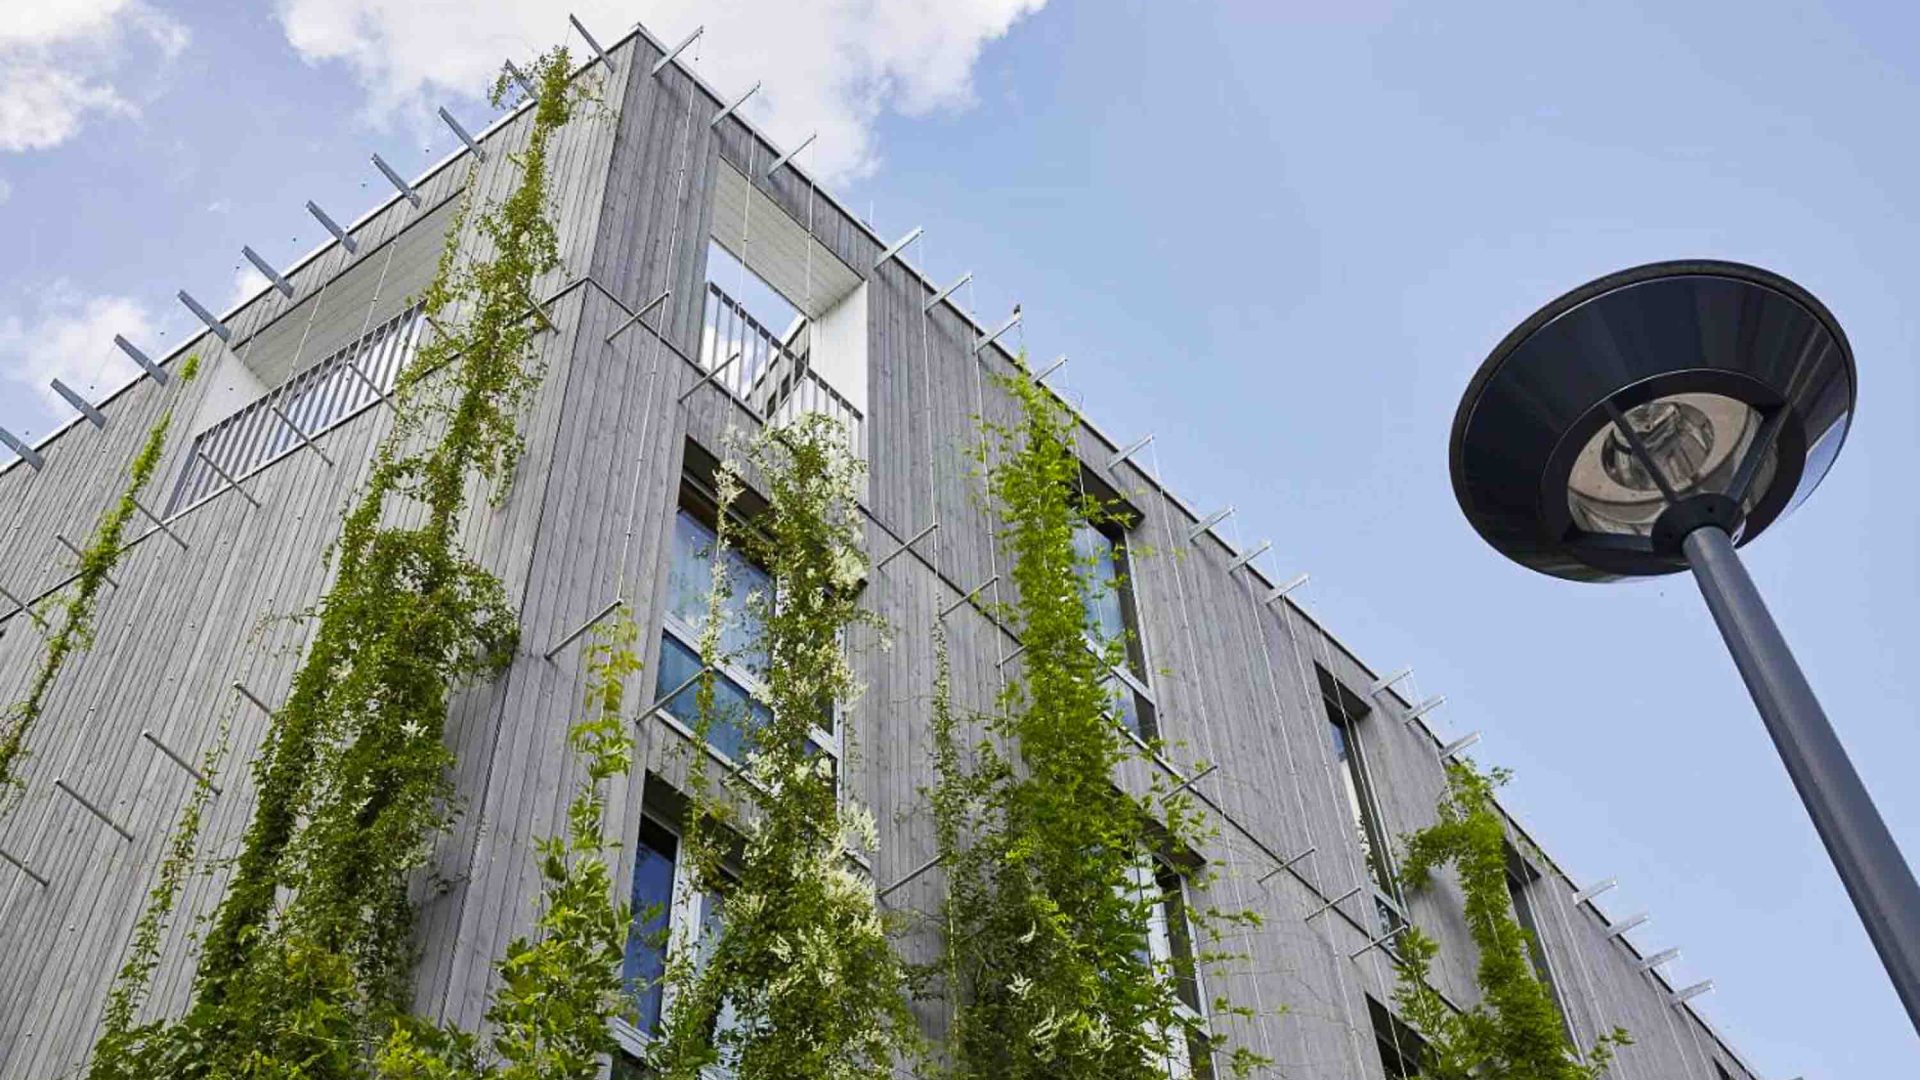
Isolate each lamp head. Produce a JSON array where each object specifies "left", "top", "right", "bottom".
[{"left": 1450, "top": 260, "right": 1855, "bottom": 581}]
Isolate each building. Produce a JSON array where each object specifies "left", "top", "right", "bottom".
[{"left": 0, "top": 18, "right": 1761, "bottom": 1080}]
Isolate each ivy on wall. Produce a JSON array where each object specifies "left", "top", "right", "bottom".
[
  {"left": 648, "top": 413, "right": 921, "bottom": 1080},
  {"left": 927, "top": 371, "right": 1267, "bottom": 1080},
  {"left": 0, "top": 353, "right": 202, "bottom": 800},
  {"left": 80, "top": 48, "right": 586, "bottom": 1079},
  {"left": 1390, "top": 761, "right": 1631, "bottom": 1080}
]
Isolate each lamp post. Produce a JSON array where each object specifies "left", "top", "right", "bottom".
[{"left": 1448, "top": 260, "right": 1920, "bottom": 1034}]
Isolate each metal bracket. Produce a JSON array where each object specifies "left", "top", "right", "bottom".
[
  {"left": 1305, "top": 885, "right": 1363, "bottom": 922},
  {"left": 1668, "top": 980, "right": 1713, "bottom": 1006},
  {"left": 1226, "top": 540, "right": 1270, "bottom": 574},
  {"left": 177, "top": 291, "right": 232, "bottom": 342},
  {"left": 925, "top": 272, "right": 971, "bottom": 314},
  {"left": 636, "top": 666, "right": 713, "bottom": 724},
  {"left": 1403, "top": 694, "right": 1446, "bottom": 726},
  {"left": 677, "top": 350, "right": 742, "bottom": 403},
  {"left": 877, "top": 852, "right": 944, "bottom": 900},
  {"left": 1108, "top": 434, "right": 1153, "bottom": 472},
  {"left": 605, "top": 289, "right": 670, "bottom": 344},
  {"left": 520, "top": 286, "right": 558, "bottom": 333},
  {"left": 504, "top": 61, "right": 540, "bottom": 102},
  {"left": 568, "top": 14, "right": 615, "bottom": 73},
  {"left": 306, "top": 200, "right": 358, "bottom": 254},
  {"left": 1, "top": 427, "right": 44, "bottom": 471},
  {"left": 269, "top": 403, "right": 334, "bottom": 467},
  {"left": 194, "top": 448, "right": 261, "bottom": 508},
  {"left": 1032, "top": 354, "right": 1067, "bottom": 385},
  {"left": 141, "top": 729, "right": 221, "bottom": 793},
  {"left": 131, "top": 498, "right": 187, "bottom": 551},
  {"left": 1257, "top": 845, "right": 1316, "bottom": 885},
  {"left": 1187, "top": 506, "right": 1233, "bottom": 543},
  {"left": 875, "top": 522, "right": 937, "bottom": 571},
  {"left": 438, "top": 106, "right": 486, "bottom": 160},
  {"left": 544, "top": 597, "right": 625, "bottom": 661},
  {"left": 371, "top": 153, "right": 422, "bottom": 207},
  {"left": 1368, "top": 666, "right": 1412, "bottom": 697},
  {"left": 710, "top": 82, "right": 761, "bottom": 127},
  {"left": 1167, "top": 762, "right": 1218, "bottom": 798},
  {"left": 114, "top": 335, "right": 169, "bottom": 384},
  {"left": 233, "top": 681, "right": 277, "bottom": 715},
  {"left": 1350, "top": 924, "right": 1409, "bottom": 960},
  {"left": 939, "top": 574, "right": 998, "bottom": 619},
  {"left": 56, "top": 534, "right": 118, "bottom": 587},
  {"left": 242, "top": 246, "right": 295, "bottom": 298},
  {"left": 1636, "top": 947, "right": 1680, "bottom": 972},
  {"left": 766, "top": 132, "right": 817, "bottom": 178},
  {"left": 53, "top": 777, "right": 133, "bottom": 841},
  {"left": 1605, "top": 912, "right": 1650, "bottom": 939},
  {"left": 652, "top": 26, "right": 704, "bottom": 77},
  {"left": 51, "top": 380, "right": 107, "bottom": 429},
  {"left": 343, "top": 356, "right": 395, "bottom": 410},
  {"left": 0, "top": 846, "right": 48, "bottom": 888},
  {"left": 1439, "top": 731, "right": 1481, "bottom": 760},
  {"left": 873, "top": 226, "right": 923, "bottom": 270},
  {"left": 996, "top": 642, "right": 1028, "bottom": 667},
  {"left": 1, "top": 583, "right": 38, "bottom": 625},
  {"left": 1262, "top": 572, "right": 1310, "bottom": 607},
  {"left": 973, "top": 309, "right": 1021, "bottom": 356},
  {"left": 1572, "top": 877, "right": 1617, "bottom": 905}
]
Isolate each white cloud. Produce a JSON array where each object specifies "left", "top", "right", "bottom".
[
  {"left": 0, "top": 283, "right": 158, "bottom": 416},
  {"left": 274, "top": 0, "right": 1045, "bottom": 181},
  {"left": 0, "top": 0, "right": 189, "bottom": 153}
]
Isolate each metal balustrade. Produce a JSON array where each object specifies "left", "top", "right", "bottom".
[
  {"left": 163, "top": 306, "right": 424, "bottom": 515},
  {"left": 699, "top": 282, "right": 865, "bottom": 464}
]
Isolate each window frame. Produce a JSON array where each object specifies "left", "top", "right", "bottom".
[
  {"left": 614, "top": 808, "right": 740, "bottom": 1064},
  {"left": 1319, "top": 667, "right": 1410, "bottom": 938},
  {"left": 1076, "top": 516, "right": 1161, "bottom": 742},
  {"left": 1368, "top": 996, "right": 1427, "bottom": 1080},
  {"left": 654, "top": 476, "right": 843, "bottom": 777},
  {"left": 1130, "top": 855, "right": 1215, "bottom": 1080}
]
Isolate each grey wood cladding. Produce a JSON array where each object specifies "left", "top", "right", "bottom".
[{"left": 0, "top": 23, "right": 1759, "bottom": 1080}]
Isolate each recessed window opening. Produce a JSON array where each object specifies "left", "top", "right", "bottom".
[
  {"left": 654, "top": 471, "right": 839, "bottom": 775},
  {"left": 1369, "top": 996, "right": 1426, "bottom": 1080},
  {"left": 1128, "top": 855, "right": 1213, "bottom": 1079},
  {"left": 1505, "top": 847, "right": 1576, "bottom": 1044},
  {"left": 1320, "top": 666, "right": 1407, "bottom": 937}
]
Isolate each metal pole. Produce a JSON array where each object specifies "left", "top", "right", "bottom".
[{"left": 1683, "top": 524, "right": 1920, "bottom": 1033}]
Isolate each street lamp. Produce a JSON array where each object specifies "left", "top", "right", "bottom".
[{"left": 1449, "top": 259, "right": 1920, "bottom": 1034}]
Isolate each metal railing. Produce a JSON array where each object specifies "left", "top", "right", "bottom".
[
  {"left": 699, "top": 283, "right": 865, "bottom": 463},
  {"left": 164, "top": 305, "right": 424, "bottom": 514}
]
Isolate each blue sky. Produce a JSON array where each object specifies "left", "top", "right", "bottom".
[{"left": 3, "top": 1, "right": 1916, "bottom": 1075}]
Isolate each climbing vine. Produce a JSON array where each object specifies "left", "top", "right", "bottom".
[
  {"left": 648, "top": 413, "right": 921, "bottom": 1080},
  {"left": 79, "top": 48, "right": 584, "bottom": 1079},
  {"left": 927, "top": 371, "right": 1267, "bottom": 1080},
  {"left": 1389, "top": 761, "right": 1630, "bottom": 1079},
  {"left": 375, "top": 617, "right": 640, "bottom": 1080},
  {"left": 0, "top": 352, "right": 202, "bottom": 800}
]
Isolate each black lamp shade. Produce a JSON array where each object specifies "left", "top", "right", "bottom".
[{"left": 1450, "top": 260, "right": 1855, "bottom": 581}]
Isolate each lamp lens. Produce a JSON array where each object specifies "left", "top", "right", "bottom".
[{"left": 1566, "top": 392, "right": 1775, "bottom": 536}]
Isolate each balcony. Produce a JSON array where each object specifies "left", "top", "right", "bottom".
[{"left": 697, "top": 280, "right": 865, "bottom": 466}]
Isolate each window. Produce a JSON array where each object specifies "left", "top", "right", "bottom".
[
  {"left": 1130, "top": 857, "right": 1213, "bottom": 1080},
  {"left": 618, "top": 804, "right": 741, "bottom": 1070},
  {"left": 654, "top": 478, "right": 838, "bottom": 771},
  {"left": 1320, "top": 667, "right": 1406, "bottom": 936},
  {"left": 1505, "top": 851, "right": 1575, "bottom": 1044},
  {"left": 1713, "top": 1061, "right": 1736, "bottom": 1080},
  {"left": 1369, "top": 997, "right": 1426, "bottom": 1080},
  {"left": 1075, "top": 520, "right": 1158, "bottom": 741}
]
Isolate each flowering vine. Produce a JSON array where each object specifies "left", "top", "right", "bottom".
[
  {"left": 927, "top": 371, "right": 1268, "bottom": 1080},
  {"left": 648, "top": 413, "right": 920, "bottom": 1080}
]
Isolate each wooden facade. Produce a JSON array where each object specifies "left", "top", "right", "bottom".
[{"left": 0, "top": 23, "right": 1759, "bottom": 1080}]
